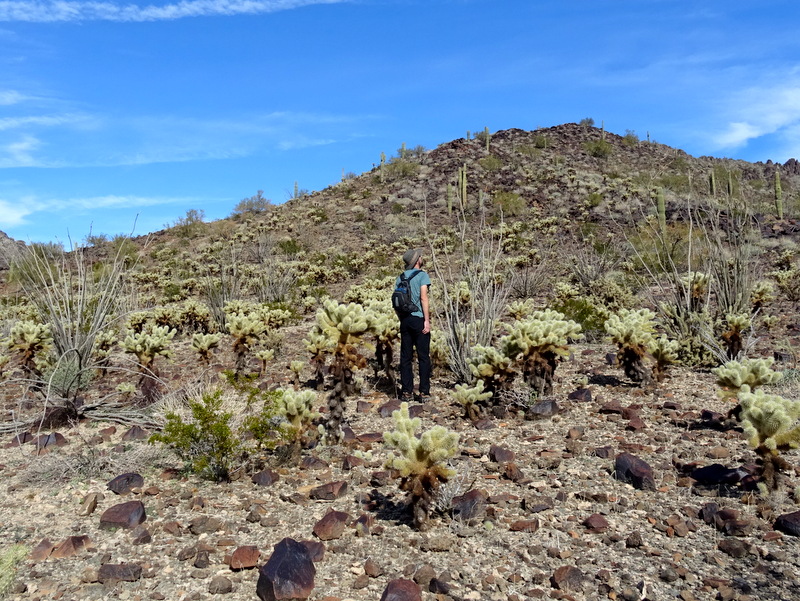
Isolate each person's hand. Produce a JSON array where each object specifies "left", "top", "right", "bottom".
[{"left": 423, "top": 319, "right": 431, "bottom": 334}]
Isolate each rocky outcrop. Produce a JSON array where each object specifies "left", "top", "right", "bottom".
[{"left": 0, "top": 230, "right": 24, "bottom": 269}]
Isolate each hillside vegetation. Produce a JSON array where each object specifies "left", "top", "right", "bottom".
[{"left": 0, "top": 123, "right": 799, "bottom": 600}]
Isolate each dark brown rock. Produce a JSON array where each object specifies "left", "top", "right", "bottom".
[
  {"left": 300, "top": 540, "right": 325, "bottom": 562},
  {"left": 503, "top": 462, "right": 525, "bottom": 482},
  {"left": 510, "top": 519, "right": 540, "bottom": 532},
  {"left": 625, "top": 531, "right": 644, "bottom": 548},
  {"left": 8, "top": 432, "right": 33, "bottom": 447},
  {"left": 342, "top": 455, "right": 366, "bottom": 470},
  {"left": 99, "top": 500, "right": 146, "bottom": 530},
  {"left": 230, "top": 545, "right": 260, "bottom": 569},
  {"left": 614, "top": 453, "right": 656, "bottom": 491},
  {"left": 451, "top": 488, "right": 488, "bottom": 521},
  {"left": 30, "top": 538, "right": 54, "bottom": 561},
  {"left": 122, "top": 425, "right": 149, "bottom": 440},
  {"left": 583, "top": 513, "right": 609, "bottom": 533},
  {"left": 379, "top": 400, "right": 402, "bottom": 417},
  {"left": 364, "top": 558, "right": 383, "bottom": 577},
  {"left": 107, "top": 472, "right": 144, "bottom": 495},
  {"left": 256, "top": 537, "right": 316, "bottom": 601},
  {"left": 312, "top": 510, "right": 350, "bottom": 541},
  {"left": 131, "top": 526, "right": 151, "bottom": 545},
  {"left": 593, "top": 445, "right": 614, "bottom": 459},
  {"left": 34, "top": 432, "right": 68, "bottom": 449},
  {"left": 299, "top": 456, "right": 329, "bottom": 470},
  {"left": 51, "top": 536, "right": 91, "bottom": 559},
  {"left": 252, "top": 469, "right": 280, "bottom": 487},
  {"left": 78, "top": 492, "right": 102, "bottom": 516},
  {"left": 188, "top": 515, "right": 224, "bottom": 535},
  {"left": 97, "top": 563, "right": 142, "bottom": 583},
  {"left": 489, "top": 444, "right": 515, "bottom": 463},
  {"left": 309, "top": 480, "right": 348, "bottom": 501},
  {"left": 379, "top": 578, "right": 422, "bottom": 601},
  {"left": 526, "top": 399, "right": 559, "bottom": 419},
  {"left": 568, "top": 388, "right": 592, "bottom": 402},
  {"left": 718, "top": 539, "right": 748, "bottom": 558},
  {"left": 551, "top": 565, "right": 585, "bottom": 591},
  {"left": 774, "top": 510, "right": 800, "bottom": 536}
]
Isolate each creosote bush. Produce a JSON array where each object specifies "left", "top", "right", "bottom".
[{"left": 383, "top": 402, "right": 459, "bottom": 529}]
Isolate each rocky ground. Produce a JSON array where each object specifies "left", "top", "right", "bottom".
[{"left": 1, "top": 344, "right": 800, "bottom": 601}]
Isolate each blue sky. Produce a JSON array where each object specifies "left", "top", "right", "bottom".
[{"left": 1, "top": 0, "right": 799, "bottom": 243}]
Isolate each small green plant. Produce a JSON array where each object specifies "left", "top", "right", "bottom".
[
  {"left": 272, "top": 388, "right": 320, "bottom": 444},
  {"left": 226, "top": 312, "right": 266, "bottom": 376},
  {"left": 150, "top": 390, "right": 240, "bottom": 482},
  {"left": 584, "top": 139, "right": 612, "bottom": 158},
  {"left": 383, "top": 402, "right": 459, "bottom": 530},
  {"left": 649, "top": 335, "right": 679, "bottom": 383},
  {"left": 604, "top": 308, "right": 655, "bottom": 385},
  {"left": 493, "top": 191, "right": 525, "bottom": 216},
  {"left": 230, "top": 190, "right": 271, "bottom": 217},
  {"left": 0, "top": 544, "right": 28, "bottom": 598},
  {"left": 738, "top": 385, "right": 800, "bottom": 491}
]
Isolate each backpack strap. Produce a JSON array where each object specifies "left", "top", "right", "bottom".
[{"left": 401, "top": 269, "right": 422, "bottom": 283}]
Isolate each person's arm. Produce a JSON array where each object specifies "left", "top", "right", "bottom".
[{"left": 420, "top": 284, "right": 430, "bottom": 334}]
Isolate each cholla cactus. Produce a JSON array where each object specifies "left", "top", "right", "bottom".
[
  {"left": 255, "top": 348, "right": 275, "bottom": 376},
  {"left": 452, "top": 379, "right": 493, "bottom": 421},
  {"left": 750, "top": 281, "right": 775, "bottom": 313},
  {"left": 605, "top": 308, "right": 656, "bottom": 385},
  {"left": 500, "top": 308, "right": 582, "bottom": 396},
  {"left": 305, "top": 328, "right": 334, "bottom": 390},
  {"left": 713, "top": 357, "right": 783, "bottom": 399},
  {"left": 8, "top": 320, "right": 52, "bottom": 376},
  {"left": 92, "top": 329, "right": 118, "bottom": 376},
  {"left": 721, "top": 312, "right": 751, "bottom": 360},
  {"left": 122, "top": 324, "right": 176, "bottom": 373},
  {"left": 679, "top": 271, "right": 710, "bottom": 312},
  {"left": 227, "top": 313, "right": 266, "bottom": 375},
  {"left": 192, "top": 332, "right": 222, "bottom": 365},
  {"left": 127, "top": 311, "right": 151, "bottom": 334},
  {"left": 274, "top": 388, "right": 320, "bottom": 442},
  {"left": 365, "top": 299, "right": 400, "bottom": 390},
  {"left": 178, "top": 299, "right": 212, "bottom": 333},
  {"left": 315, "top": 300, "right": 371, "bottom": 440},
  {"left": 648, "top": 335, "right": 679, "bottom": 383},
  {"left": 468, "top": 345, "right": 516, "bottom": 396},
  {"left": 0, "top": 354, "right": 9, "bottom": 378},
  {"left": 383, "top": 402, "right": 459, "bottom": 529},
  {"left": 738, "top": 385, "right": 800, "bottom": 490},
  {"left": 506, "top": 299, "right": 535, "bottom": 321},
  {"left": 289, "top": 360, "right": 305, "bottom": 388}
]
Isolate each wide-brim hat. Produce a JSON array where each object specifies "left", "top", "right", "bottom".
[{"left": 403, "top": 248, "right": 423, "bottom": 269}]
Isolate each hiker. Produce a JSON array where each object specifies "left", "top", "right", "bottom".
[{"left": 396, "top": 248, "right": 432, "bottom": 402}]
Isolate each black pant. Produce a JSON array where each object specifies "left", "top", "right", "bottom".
[{"left": 399, "top": 315, "right": 431, "bottom": 396}]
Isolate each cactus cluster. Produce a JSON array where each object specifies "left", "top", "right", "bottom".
[
  {"left": 383, "top": 402, "right": 459, "bottom": 529},
  {"left": 7, "top": 320, "right": 53, "bottom": 376},
  {"left": 122, "top": 324, "right": 176, "bottom": 374},
  {"left": 713, "top": 357, "right": 783, "bottom": 399},
  {"left": 452, "top": 379, "right": 493, "bottom": 421}
]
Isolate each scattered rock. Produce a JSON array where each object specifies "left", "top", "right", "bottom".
[
  {"left": 97, "top": 563, "right": 142, "bottom": 583},
  {"left": 583, "top": 513, "right": 609, "bottom": 533},
  {"left": 99, "top": 500, "right": 146, "bottom": 530},
  {"left": 30, "top": 538, "right": 55, "bottom": 561},
  {"left": 526, "top": 399, "right": 560, "bottom": 419},
  {"left": 774, "top": 510, "right": 800, "bottom": 536},
  {"left": 551, "top": 565, "right": 585, "bottom": 591},
  {"left": 510, "top": 519, "right": 540, "bottom": 532},
  {"left": 209, "top": 575, "right": 234, "bottom": 594},
  {"left": 718, "top": 538, "right": 748, "bottom": 558},
  {"left": 489, "top": 444, "right": 515, "bottom": 463},
  {"left": 451, "top": 489, "right": 488, "bottom": 521},
  {"left": 230, "top": 545, "right": 260, "bottom": 569},
  {"left": 256, "top": 538, "right": 316, "bottom": 601},
  {"left": 252, "top": 470, "right": 280, "bottom": 487},
  {"left": 309, "top": 480, "right": 348, "bottom": 501},
  {"left": 312, "top": 510, "right": 350, "bottom": 541},
  {"left": 614, "top": 453, "right": 656, "bottom": 491},
  {"left": 50, "top": 535, "right": 91, "bottom": 558},
  {"left": 122, "top": 425, "right": 149, "bottom": 440},
  {"left": 379, "top": 578, "right": 422, "bottom": 601},
  {"left": 567, "top": 388, "right": 592, "bottom": 402},
  {"left": 107, "top": 472, "right": 144, "bottom": 495}
]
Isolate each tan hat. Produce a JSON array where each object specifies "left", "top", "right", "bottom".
[{"left": 402, "top": 248, "right": 423, "bottom": 270}]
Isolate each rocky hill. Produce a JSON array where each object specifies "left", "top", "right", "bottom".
[{"left": 0, "top": 124, "right": 799, "bottom": 601}]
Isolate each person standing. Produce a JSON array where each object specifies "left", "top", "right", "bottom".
[{"left": 397, "top": 248, "right": 432, "bottom": 402}]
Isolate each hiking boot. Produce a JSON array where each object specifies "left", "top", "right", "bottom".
[
  {"left": 417, "top": 393, "right": 432, "bottom": 403},
  {"left": 399, "top": 392, "right": 414, "bottom": 403}
]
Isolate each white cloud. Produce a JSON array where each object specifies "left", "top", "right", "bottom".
[
  {"left": 0, "top": 134, "right": 41, "bottom": 167},
  {"left": 712, "top": 79, "right": 800, "bottom": 151},
  {"left": 0, "top": 113, "right": 94, "bottom": 131},
  {"left": 0, "top": 197, "right": 35, "bottom": 227},
  {"left": 0, "top": 0, "right": 347, "bottom": 22},
  {"left": 0, "top": 90, "right": 26, "bottom": 105}
]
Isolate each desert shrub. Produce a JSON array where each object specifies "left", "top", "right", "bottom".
[
  {"left": 493, "top": 191, "right": 525, "bottom": 216},
  {"left": 622, "top": 129, "right": 639, "bottom": 147},
  {"left": 383, "top": 402, "right": 459, "bottom": 529},
  {"left": 150, "top": 390, "right": 240, "bottom": 481},
  {"left": 230, "top": 190, "right": 271, "bottom": 217},
  {"left": 479, "top": 155, "right": 502, "bottom": 172},
  {"left": 122, "top": 324, "right": 176, "bottom": 374},
  {"left": 584, "top": 139, "right": 612, "bottom": 158},
  {"left": 385, "top": 159, "right": 419, "bottom": 180},
  {"left": 7, "top": 320, "right": 52, "bottom": 376}
]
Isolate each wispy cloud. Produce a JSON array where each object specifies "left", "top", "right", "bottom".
[
  {"left": 0, "top": 0, "right": 347, "bottom": 22},
  {"left": 0, "top": 197, "right": 34, "bottom": 226},
  {"left": 0, "top": 90, "right": 27, "bottom": 105},
  {"left": 712, "top": 76, "right": 800, "bottom": 151}
]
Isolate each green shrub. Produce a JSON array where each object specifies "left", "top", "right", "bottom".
[
  {"left": 583, "top": 139, "right": 612, "bottom": 158},
  {"left": 478, "top": 155, "right": 502, "bottom": 172},
  {"left": 493, "top": 191, "right": 525, "bottom": 216},
  {"left": 0, "top": 544, "right": 28, "bottom": 598},
  {"left": 230, "top": 190, "right": 271, "bottom": 217},
  {"left": 150, "top": 390, "right": 240, "bottom": 482}
]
